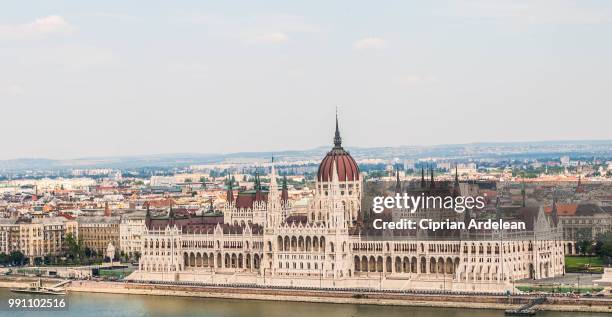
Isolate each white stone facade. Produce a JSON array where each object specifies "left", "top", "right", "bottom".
[
  {"left": 119, "top": 210, "right": 146, "bottom": 258},
  {"left": 131, "top": 119, "right": 565, "bottom": 293},
  {"left": 131, "top": 161, "right": 565, "bottom": 293}
]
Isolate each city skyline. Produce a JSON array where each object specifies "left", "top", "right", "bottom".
[
  {"left": 1, "top": 137, "right": 612, "bottom": 163},
  {"left": 1, "top": 2, "right": 612, "bottom": 315},
  {"left": 2, "top": 1, "right": 612, "bottom": 160}
]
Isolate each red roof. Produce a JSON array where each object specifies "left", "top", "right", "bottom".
[
  {"left": 317, "top": 150, "right": 359, "bottom": 182},
  {"left": 317, "top": 113, "right": 360, "bottom": 182},
  {"left": 235, "top": 191, "right": 268, "bottom": 209},
  {"left": 544, "top": 204, "right": 577, "bottom": 216},
  {"left": 58, "top": 212, "right": 76, "bottom": 220}
]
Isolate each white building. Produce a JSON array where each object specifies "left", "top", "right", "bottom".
[
  {"left": 130, "top": 117, "right": 565, "bottom": 293},
  {"left": 119, "top": 210, "right": 147, "bottom": 258}
]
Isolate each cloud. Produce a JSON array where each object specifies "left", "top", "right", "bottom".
[
  {"left": 175, "top": 12, "right": 317, "bottom": 44},
  {"left": 249, "top": 32, "right": 289, "bottom": 44},
  {"left": 167, "top": 62, "right": 209, "bottom": 78},
  {"left": 353, "top": 37, "right": 387, "bottom": 50},
  {"left": 442, "top": 0, "right": 609, "bottom": 25},
  {"left": 12, "top": 45, "right": 116, "bottom": 71},
  {"left": 4, "top": 84, "right": 25, "bottom": 96},
  {"left": 394, "top": 74, "right": 439, "bottom": 87},
  {"left": 0, "top": 15, "right": 74, "bottom": 39},
  {"left": 90, "top": 12, "right": 137, "bottom": 21}
]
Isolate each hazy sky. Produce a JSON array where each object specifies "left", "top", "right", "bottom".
[{"left": 1, "top": 1, "right": 611, "bottom": 160}]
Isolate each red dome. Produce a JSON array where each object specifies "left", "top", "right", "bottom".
[
  {"left": 317, "top": 112, "right": 360, "bottom": 182},
  {"left": 317, "top": 149, "right": 360, "bottom": 182}
]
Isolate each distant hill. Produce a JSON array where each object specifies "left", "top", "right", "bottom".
[{"left": 1, "top": 140, "right": 611, "bottom": 171}]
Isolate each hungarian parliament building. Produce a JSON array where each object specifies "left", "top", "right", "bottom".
[{"left": 130, "top": 117, "right": 566, "bottom": 293}]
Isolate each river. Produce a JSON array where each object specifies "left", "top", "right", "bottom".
[{"left": 0, "top": 289, "right": 605, "bottom": 317}]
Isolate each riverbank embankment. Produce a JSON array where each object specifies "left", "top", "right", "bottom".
[{"left": 1, "top": 276, "right": 610, "bottom": 313}]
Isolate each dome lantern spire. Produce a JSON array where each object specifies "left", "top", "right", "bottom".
[
  {"left": 316, "top": 108, "right": 360, "bottom": 182},
  {"left": 334, "top": 107, "right": 342, "bottom": 148}
]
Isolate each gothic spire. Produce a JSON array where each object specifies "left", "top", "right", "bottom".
[
  {"left": 333, "top": 107, "right": 342, "bottom": 148},
  {"left": 420, "top": 167, "right": 425, "bottom": 189},
  {"left": 551, "top": 189, "right": 559, "bottom": 226},
  {"left": 395, "top": 171, "right": 402, "bottom": 193},
  {"left": 454, "top": 165, "right": 459, "bottom": 185},
  {"left": 226, "top": 176, "right": 234, "bottom": 204},
  {"left": 281, "top": 174, "right": 289, "bottom": 206},
  {"left": 254, "top": 171, "right": 260, "bottom": 190},
  {"left": 521, "top": 178, "right": 526, "bottom": 207},
  {"left": 269, "top": 157, "right": 278, "bottom": 193},
  {"left": 453, "top": 164, "right": 461, "bottom": 197},
  {"left": 145, "top": 205, "right": 151, "bottom": 227},
  {"left": 430, "top": 166, "right": 435, "bottom": 189}
]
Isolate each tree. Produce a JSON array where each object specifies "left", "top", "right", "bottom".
[
  {"left": 593, "top": 239, "right": 604, "bottom": 256},
  {"left": 597, "top": 231, "right": 612, "bottom": 258},
  {"left": 134, "top": 252, "right": 141, "bottom": 262},
  {"left": 0, "top": 252, "right": 8, "bottom": 265},
  {"left": 576, "top": 228, "right": 593, "bottom": 242},
  {"left": 45, "top": 254, "right": 56, "bottom": 265},
  {"left": 65, "top": 233, "right": 83, "bottom": 262},
  {"left": 577, "top": 240, "right": 592, "bottom": 255},
  {"left": 9, "top": 251, "right": 25, "bottom": 266}
]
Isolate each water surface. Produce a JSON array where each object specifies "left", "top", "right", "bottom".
[{"left": 0, "top": 288, "right": 605, "bottom": 317}]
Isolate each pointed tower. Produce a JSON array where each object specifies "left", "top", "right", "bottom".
[
  {"left": 168, "top": 206, "right": 175, "bottom": 227},
  {"left": 521, "top": 179, "right": 526, "bottom": 207},
  {"left": 314, "top": 109, "right": 361, "bottom": 225},
  {"left": 395, "top": 171, "right": 402, "bottom": 194},
  {"left": 254, "top": 171, "right": 264, "bottom": 202},
  {"left": 281, "top": 175, "right": 289, "bottom": 207},
  {"left": 453, "top": 165, "right": 461, "bottom": 197},
  {"left": 430, "top": 167, "right": 435, "bottom": 189},
  {"left": 551, "top": 189, "right": 559, "bottom": 227},
  {"left": 333, "top": 108, "right": 342, "bottom": 149},
  {"left": 576, "top": 175, "right": 583, "bottom": 193},
  {"left": 420, "top": 167, "right": 426, "bottom": 189},
  {"left": 226, "top": 177, "right": 234, "bottom": 204},
  {"left": 266, "top": 158, "right": 282, "bottom": 227},
  {"left": 145, "top": 206, "right": 151, "bottom": 228},
  {"left": 268, "top": 160, "right": 279, "bottom": 202}
]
